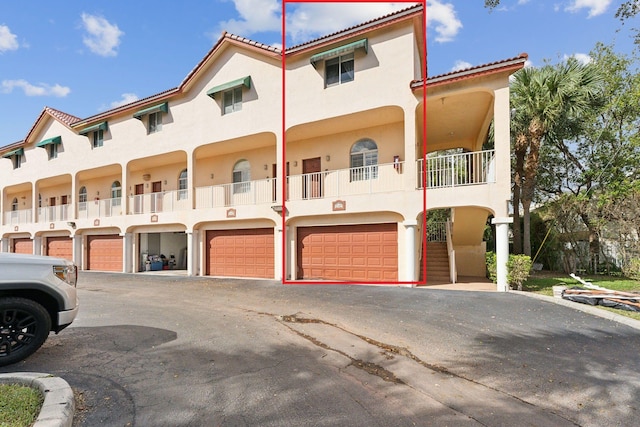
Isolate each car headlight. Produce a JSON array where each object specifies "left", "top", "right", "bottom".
[{"left": 53, "top": 265, "right": 77, "bottom": 287}]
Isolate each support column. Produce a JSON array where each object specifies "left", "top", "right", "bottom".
[
  {"left": 121, "top": 232, "right": 133, "bottom": 273},
  {"left": 274, "top": 226, "right": 283, "bottom": 281},
  {"left": 1, "top": 238, "right": 9, "bottom": 253},
  {"left": 187, "top": 231, "right": 195, "bottom": 277},
  {"left": 403, "top": 220, "right": 418, "bottom": 284},
  {"left": 33, "top": 236, "right": 42, "bottom": 256},
  {"left": 289, "top": 228, "right": 295, "bottom": 281},
  {"left": 492, "top": 217, "right": 512, "bottom": 292},
  {"left": 72, "top": 234, "right": 82, "bottom": 268}
]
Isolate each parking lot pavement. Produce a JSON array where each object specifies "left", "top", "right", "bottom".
[{"left": 3, "top": 272, "right": 640, "bottom": 426}]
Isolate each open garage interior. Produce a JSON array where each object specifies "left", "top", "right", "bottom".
[
  {"left": 296, "top": 223, "right": 398, "bottom": 282},
  {"left": 139, "top": 232, "right": 188, "bottom": 272},
  {"left": 206, "top": 228, "right": 274, "bottom": 279}
]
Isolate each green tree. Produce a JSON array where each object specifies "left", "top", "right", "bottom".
[{"left": 510, "top": 60, "right": 604, "bottom": 256}]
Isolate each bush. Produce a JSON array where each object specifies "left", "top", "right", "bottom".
[
  {"left": 507, "top": 255, "right": 533, "bottom": 291},
  {"left": 486, "top": 252, "right": 533, "bottom": 291},
  {"left": 623, "top": 258, "right": 640, "bottom": 281},
  {"left": 486, "top": 251, "right": 497, "bottom": 283}
]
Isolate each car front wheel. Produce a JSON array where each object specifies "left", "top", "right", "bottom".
[{"left": 0, "top": 297, "right": 51, "bottom": 367}]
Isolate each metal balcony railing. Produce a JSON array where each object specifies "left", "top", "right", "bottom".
[
  {"left": 419, "top": 150, "right": 496, "bottom": 189},
  {"left": 195, "top": 178, "right": 276, "bottom": 209},
  {"left": 4, "top": 208, "right": 32, "bottom": 225},
  {"left": 129, "top": 189, "right": 192, "bottom": 214},
  {"left": 78, "top": 197, "right": 122, "bottom": 218},
  {"left": 37, "top": 204, "right": 70, "bottom": 223}
]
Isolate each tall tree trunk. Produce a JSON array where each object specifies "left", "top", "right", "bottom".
[
  {"left": 522, "top": 199, "right": 532, "bottom": 256},
  {"left": 512, "top": 135, "right": 527, "bottom": 254}
]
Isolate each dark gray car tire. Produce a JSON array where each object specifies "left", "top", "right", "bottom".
[{"left": 0, "top": 297, "right": 51, "bottom": 367}]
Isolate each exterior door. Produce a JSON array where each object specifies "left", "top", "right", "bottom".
[
  {"left": 87, "top": 235, "right": 123, "bottom": 271},
  {"left": 12, "top": 238, "right": 33, "bottom": 254},
  {"left": 206, "top": 228, "right": 274, "bottom": 278},
  {"left": 297, "top": 224, "right": 398, "bottom": 282},
  {"left": 151, "top": 181, "right": 162, "bottom": 212},
  {"left": 302, "top": 157, "right": 322, "bottom": 199},
  {"left": 46, "top": 236, "right": 73, "bottom": 261},
  {"left": 134, "top": 184, "right": 144, "bottom": 214}
]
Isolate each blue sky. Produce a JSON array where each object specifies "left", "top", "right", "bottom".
[{"left": 0, "top": 0, "right": 636, "bottom": 146}]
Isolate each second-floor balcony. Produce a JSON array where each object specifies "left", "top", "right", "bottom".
[
  {"left": 4, "top": 208, "right": 32, "bottom": 225},
  {"left": 418, "top": 149, "right": 496, "bottom": 189},
  {"left": 37, "top": 204, "right": 70, "bottom": 223},
  {"left": 129, "top": 190, "right": 192, "bottom": 215},
  {"left": 195, "top": 179, "right": 276, "bottom": 209},
  {"left": 78, "top": 198, "right": 123, "bottom": 219}
]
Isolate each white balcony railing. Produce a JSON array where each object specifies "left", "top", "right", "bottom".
[
  {"left": 420, "top": 150, "right": 496, "bottom": 189},
  {"left": 4, "top": 208, "right": 32, "bottom": 225},
  {"left": 78, "top": 197, "right": 122, "bottom": 219},
  {"left": 129, "top": 190, "right": 192, "bottom": 214},
  {"left": 37, "top": 204, "right": 70, "bottom": 223},
  {"left": 287, "top": 162, "right": 404, "bottom": 201},
  {"left": 195, "top": 179, "right": 276, "bottom": 209}
]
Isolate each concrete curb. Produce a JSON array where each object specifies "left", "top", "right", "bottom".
[
  {"left": 0, "top": 372, "right": 74, "bottom": 427},
  {"left": 511, "top": 290, "right": 640, "bottom": 331}
]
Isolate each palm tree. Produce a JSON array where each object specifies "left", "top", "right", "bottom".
[{"left": 510, "top": 60, "right": 603, "bottom": 256}]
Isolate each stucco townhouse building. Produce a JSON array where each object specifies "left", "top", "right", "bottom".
[{"left": 0, "top": 4, "right": 525, "bottom": 289}]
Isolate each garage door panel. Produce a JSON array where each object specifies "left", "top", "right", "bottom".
[
  {"left": 297, "top": 224, "right": 398, "bottom": 282},
  {"left": 87, "top": 235, "right": 123, "bottom": 272},
  {"left": 46, "top": 237, "right": 73, "bottom": 261},
  {"left": 206, "top": 228, "right": 274, "bottom": 279},
  {"left": 13, "top": 238, "right": 33, "bottom": 255}
]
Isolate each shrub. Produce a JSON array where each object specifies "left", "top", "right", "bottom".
[
  {"left": 507, "top": 254, "right": 533, "bottom": 291},
  {"left": 623, "top": 258, "right": 640, "bottom": 281},
  {"left": 486, "top": 251, "right": 497, "bottom": 283}
]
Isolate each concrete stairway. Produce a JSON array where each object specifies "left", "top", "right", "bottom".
[{"left": 426, "top": 242, "right": 450, "bottom": 283}]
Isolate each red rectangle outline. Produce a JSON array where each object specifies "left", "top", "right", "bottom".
[{"left": 281, "top": 0, "right": 427, "bottom": 286}]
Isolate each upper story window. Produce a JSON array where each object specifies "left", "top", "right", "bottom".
[
  {"left": 223, "top": 87, "right": 242, "bottom": 115},
  {"left": 133, "top": 103, "right": 168, "bottom": 134},
  {"left": 2, "top": 148, "right": 24, "bottom": 169},
  {"left": 93, "top": 129, "right": 104, "bottom": 148},
  {"left": 12, "top": 153, "right": 23, "bottom": 169},
  {"left": 178, "top": 169, "right": 188, "bottom": 200},
  {"left": 36, "top": 136, "right": 62, "bottom": 161},
  {"left": 11, "top": 198, "right": 18, "bottom": 211},
  {"left": 309, "top": 39, "right": 368, "bottom": 89},
  {"left": 232, "top": 160, "right": 251, "bottom": 194},
  {"left": 79, "top": 187, "right": 88, "bottom": 210},
  {"left": 206, "top": 76, "right": 252, "bottom": 116},
  {"left": 350, "top": 138, "right": 378, "bottom": 181},
  {"left": 47, "top": 143, "right": 58, "bottom": 159},
  {"left": 325, "top": 53, "right": 354, "bottom": 87},
  {"left": 111, "top": 181, "right": 122, "bottom": 205}
]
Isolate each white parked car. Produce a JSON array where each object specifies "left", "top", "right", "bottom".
[{"left": 0, "top": 253, "right": 79, "bottom": 367}]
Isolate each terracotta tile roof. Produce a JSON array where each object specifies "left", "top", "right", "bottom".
[
  {"left": 412, "top": 53, "right": 529, "bottom": 90},
  {"left": 286, "top": 3, "right": 423, "bottom": 54},
  {"left": 44, "top": 106, "right": 81, "bottom": 126},
  {"left": 225, "top": 32, "right": 281, "bottom": 54}
]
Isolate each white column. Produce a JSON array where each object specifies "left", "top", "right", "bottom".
[
  {"left": 274, "top": 226, "right": 283, "bottom": 281},
  {"left": 121, "top": 232, "right": 133, "bottom": 273},
  {"left": 1, "top": 238, "right": 9, "bottom": 252},
  {"left": 187, "top": 231, "right": 195, "bottom": 276},
  {"left": 33, "top": 236, "right": 42, "bottom": 255},
  {"left": 403, "top": 220, "right": 418, "bottom": 284},
  {"left": 492, "top": 217, "right": 512, "bottom": 292},
  {"left": 72, "top": 234, "right": 82, "bottom": 268},
  {"left": 289, "top": 228, "right": 295, "bottom": 281}
]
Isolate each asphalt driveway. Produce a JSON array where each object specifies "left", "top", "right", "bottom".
[{"left": 2, "top": 273, "right": 639, "bottom": 426}]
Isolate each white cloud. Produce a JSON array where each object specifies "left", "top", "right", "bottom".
[
  {"left": 426, "top": 0, "right": 462, "bottom": 43},
  {"left": 0, "top": 25, "right": 19, "bottom": 53},
  {"left": 565, "top": 0, "right": 612, "bottom": 18},
  {"left": 564, "top": 52, "right": 592, "bottom": 64},
  {"left": 1, "top": 79, "right": 71, "bottom": 97},
  {"left": 110, "top": 93, "right": 139, "bottom": 108},
  {"left": 286, "top": 3, "right": 415, "bottom": 44},
  {"left": 451, "top": 60, "right": 472, "bottom": 72},
  {"left": 81, "top": 13, "right": 124, "bottom": 57},
  {"left": 218, "top": 0, "right": 281, "bottom": 37}
]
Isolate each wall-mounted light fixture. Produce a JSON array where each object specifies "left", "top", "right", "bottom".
[
  {"left": 263, "top": 164, "right": 268, "bottom": 170},
  {"left": 67, "top": 221, "right": 76, "bottom": 229},
  {"left": 293, "top": 161, "right": 298, "bottom": 167},
  {"left": 96, "top": 191, "right": 100, "bottom": 196},
  {"left": 210, "top": 173, "right": 214, "bottom": 179},
  {"left": 163, "top": 180, "right": 167, "bottom": 185},
  {"left": 325, "top": 155, "right": 330, "bottom": 162}
]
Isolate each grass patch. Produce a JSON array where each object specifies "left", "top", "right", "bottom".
[
  {"left": 0, "top": 383, "right": 43, "bottom": 427},
  {"left": 523, "top": 272, "right": 640, "bottom": 320}
]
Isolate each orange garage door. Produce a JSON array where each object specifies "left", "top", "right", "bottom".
[
  {"left": 87, "top": 235, "right": 123, "bottom": 272},
  {"left": 12, "top": 238, "right": 33, "bottom": 255},
  {"left": 297, "top": 224, "right": 398, "bottom": 282},
  {"left": 206, "top": 228, "right": 274, "bottom": 278},
  {"left": 46, "top": 236, "right": 73, "bottom": 261}
]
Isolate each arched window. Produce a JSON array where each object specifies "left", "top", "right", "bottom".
[
  {"left": 232, "top": 160, "right": 251, "bottom": 193},
  {"left": 11, "top": 197, "right": 18, "bottom": 211},
  {"left": 350, "top": 138, "right": 378, "bottom": 181},
  {"left": 111, "top": 181, "right": 122, "bottom": 206},
  {"left": 178, "top": 169, "right": 188, "bottom": 200},
  {"left": 79, "top": 187, "right": 87, "bottom": 210}
]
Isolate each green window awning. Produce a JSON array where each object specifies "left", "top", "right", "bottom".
[
  {"left": 36, "top": 136, "right": 62, "bottom": 147},
  {"left": 133, "top": 102, "right": 168, "bottom": 120},
  {"left": 2, "top": 148, "right": 24, "bottom": 158},
  {"left": 207, "top": 76, "right": 252, "bottom": 99},
  {"left": 310, "top": 39, "right": 368, "bottom": 68},
  {"left": 79, "top": 121, "right": 108, "bottom": 135}
]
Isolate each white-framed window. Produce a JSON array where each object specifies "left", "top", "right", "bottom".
[
  {"left": 350, "top": 139, "right": 378, "bottom": 181},
  {"left": 111, "top": 181, "right": 122, "bottom": 206},
  {"left": 148, "top": 111, "right": 163, "bottom": 133},
  {"left": 93, "top": 129, "right": 104, "bottom": 148},
  {"left": 223, "top": 87, "right": 243, "bottom": 115},
  {"left": 48, "top": 143, "right": 58, "bottom": 160},
  {"left": 79, "top": 186, "right": 88, "bottom": 210},
  {"left": 178, "top": 169, "right": 188, "bottom": 200},
  {"left": 232, "top": 160, "right": 250, "bottom": 194},
  {"left": 12, "top": 153, "right": 22, "bottom": 169},
  {"left": 325, "top": 53, "right": 354, "bottom": 87}
]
